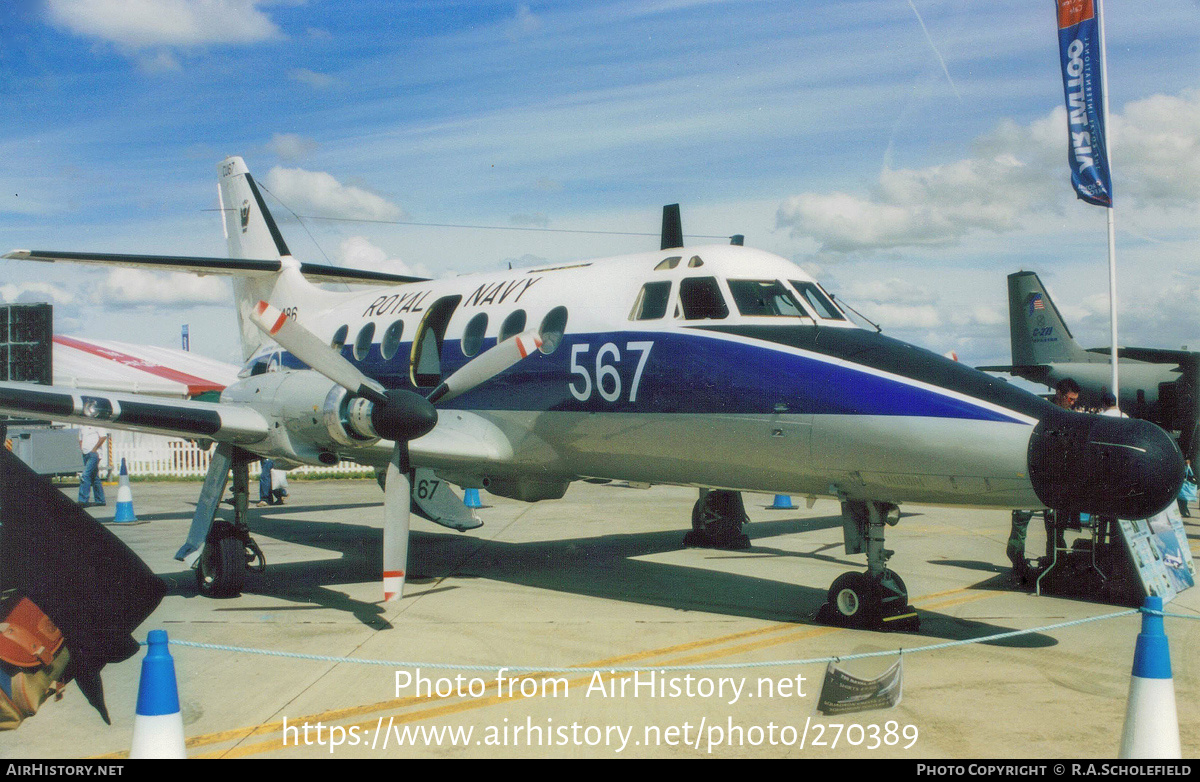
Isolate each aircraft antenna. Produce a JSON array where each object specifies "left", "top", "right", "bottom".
[
  {"left": 253, "top": 182, "right": 335, "bottom": 266},
  {"left": 829, "top": 294, "right": 883, "bottom": 333}
]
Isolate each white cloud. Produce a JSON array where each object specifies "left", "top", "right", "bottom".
[
  {"left": 1113, "top": 90, "right": 1200, "bottom": 206},
  {"left": 96, "top": 269, "right": 229, "bottom": 307},
  {"left": 844, "top": 278, "right": 936, "bottom": 307},
  {"left": 45, "top": 0, "right": 281, "bottom": 48},
  {"left": 264, "top": 167, "right": 404, "bottom": 221},
  {"left": 506, "top": 4, "right": 543, "bottom": 41},
  {"left": 0, "top": 282, "right": 75, "bottom": 305},
  {"left": 289, "top": 68, "right": 337, "bottom": 90},
  {"left": 778, "top": 90, "right": 1200, "bottom": 254},
  {"left": 136, "top": 50, "right": 182, "bottom": 73},
  {"left": 266, "top": 133, "right": 318, "bottom": 162},
  {"left": 336, "top": 236, "right": 429, "bottom": 279}
]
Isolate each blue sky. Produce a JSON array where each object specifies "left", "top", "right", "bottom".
[{"left": 3, "top": 0, "right": 1199, "bottom": 368}]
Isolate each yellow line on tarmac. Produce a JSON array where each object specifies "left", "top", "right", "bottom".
[
  {"left": 131, "top": 584, "right": 1006, "bottom": 758},
  {"left": 203, "top": 622, "right": 845, "bottom": 759},
  {"left": 172, "top": 619, "right": 811, "bottom": 756}
]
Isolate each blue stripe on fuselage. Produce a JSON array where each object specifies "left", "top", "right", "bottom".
[{"left": 279, "top": 328, "right": 1029, "bottom": 422}]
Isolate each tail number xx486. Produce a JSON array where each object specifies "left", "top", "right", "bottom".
[{"left": 568, "top": 341, "right": 653, "bottom": 403}]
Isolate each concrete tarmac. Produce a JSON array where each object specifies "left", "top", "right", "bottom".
[{"left": 2, "top": 478, "right": 1198, "bottom": 759}]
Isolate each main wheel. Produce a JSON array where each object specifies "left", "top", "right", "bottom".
[
  {"left": 826, "top": 572, "right": 881, "bottom": 627},
  {"left": 196, "top": 524, "right": 246, "bottom": 598},
  {"left": 685, "top": 492, "right": 750, "bottom": 549}
]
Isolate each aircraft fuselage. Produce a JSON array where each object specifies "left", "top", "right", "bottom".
[{"left": 225, "top": 243, "right": 1174, "bottom": 515}]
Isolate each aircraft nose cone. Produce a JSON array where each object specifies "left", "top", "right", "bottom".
[{"left": 1027, "top": 410, "right": 1185, "bottom": 519}]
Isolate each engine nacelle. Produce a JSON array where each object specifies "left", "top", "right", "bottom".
[{"left": 221, "top": 370, "right": 382, "bottom": 464}]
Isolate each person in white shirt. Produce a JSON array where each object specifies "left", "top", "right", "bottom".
[
  {"left": 77, "top": 426, "right": 107, "bottom": 506},
  {"left": 1099, "top": 392, "right": 1126, "bottom": 417}
]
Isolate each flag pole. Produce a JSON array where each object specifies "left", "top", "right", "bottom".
[{"left": 1097, "top": 0, "right": 1119, "bottom": 404}]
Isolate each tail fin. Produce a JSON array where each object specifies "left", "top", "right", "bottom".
[
  {"left": 1007, "top": 271, "right": 1100, "bottom": 366},
  {"left": 217, "top": 157, "right": 328, "bottom": 360}
]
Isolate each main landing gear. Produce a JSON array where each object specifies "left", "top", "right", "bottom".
[
  {"left": 817, "top": 499, "right": 919, "bottom": 632},
  {"left": 683, "top": 489, "right": 751, "bottom": 550},
  {"left": 175, "top": 443, "right": 266, "bottom": 598}
]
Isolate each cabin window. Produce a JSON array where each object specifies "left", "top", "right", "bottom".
[
  {"left": 499, "top": 309, "right": 527, "bottom": 341},
  {"left": 331, "top": 324, "right": 349, "bottom": 351},
  {"left": 353, "top": 322, "right": 376, "bottom": 361},
  {"left": 790, "top": 281, "right": 846, "bottom": 320},
  {"left": 462, "top": 313, "right": 488, "bottom": 357},
  {"left": 629, "top": 281, "right": 672, "bottom": 321},
  {"left": 538, "top": 306, "right": 568, "bottom": 354},
  {"left": 654, "top": 256, "right": 682, "bottom": 271},
  {"left": 380, "top": 319, "right": 404, "bottom": 361},
  {"left": 678, "top": 277, "right": 728, "bottom": 320},
  {"left": 727, "top": 280, "right": 806, "bottom": 318}
]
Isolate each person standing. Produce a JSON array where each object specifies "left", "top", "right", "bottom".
[
  {"left": 1008, "top": 378, "right": 1081, "bottom": 584},
  {"left": 77, "top": 426, "right": 107, "bottom": 506}
]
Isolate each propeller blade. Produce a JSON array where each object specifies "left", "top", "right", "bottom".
[
  {"left": 249, "top": 300, "right": 387, "bottom": 404},
  {"left": 382, "top": 443, "right": 411, "bottom": 602},
  {"left": 428, "top": 330, "right": 543, "bottom": 404}
]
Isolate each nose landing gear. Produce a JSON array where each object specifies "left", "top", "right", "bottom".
[{"left": 817, "top": 500, "right": 919, "bottom": 631}]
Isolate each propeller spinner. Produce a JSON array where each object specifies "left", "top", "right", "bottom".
[{"left": 250, "top": 301, "right": 541, "bottom": 602}]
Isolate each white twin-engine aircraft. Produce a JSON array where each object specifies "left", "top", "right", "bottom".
[{"left": 0, "top": 157, "right": 1185, "bottom": 630}]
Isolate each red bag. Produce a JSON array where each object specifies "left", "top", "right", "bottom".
[{"left": 0, "top": 597, "right": 71, "bottom": 730}]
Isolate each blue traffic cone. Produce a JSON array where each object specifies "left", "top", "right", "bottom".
[
  {"left": 463, "top": 488, "right": 482, "bottom": 509},
  {"left": 112, "top": 459, "right": 138, "bottom": 524},
  {"left": 1119, "top": 596, "right": 1181, "bottom": 758},
  {"left": 770, "top": 494, "right": 795, "bottom": 509},
  {"left": 129, "top": 630, "right": 186, "bottom": 758}
]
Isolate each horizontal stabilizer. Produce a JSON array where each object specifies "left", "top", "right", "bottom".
[
  {"left": 5, "top": 249, "right": 279, "bottom": 276},
  {"left": 1085, "top": 346, "right": 1197, "bottom": 367},
  {"left": 5, "top": 250, "right": 428, "bottom": 286}
]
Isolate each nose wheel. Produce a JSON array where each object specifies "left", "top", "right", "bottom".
[{"left": 816, "top": 500, "right": 919, "bottom": 631}]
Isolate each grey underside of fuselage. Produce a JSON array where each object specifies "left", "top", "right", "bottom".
[{"left": 386, "top": 411, "right": 1043, "bottom": 509}]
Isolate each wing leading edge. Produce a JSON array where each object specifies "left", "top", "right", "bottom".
[{"left": 0, "top": 381, "right": 267, "bottom": 443}]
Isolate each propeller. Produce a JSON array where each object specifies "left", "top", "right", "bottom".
[{"left": 249, "top": 301, "right": 542, "bottom": 601}]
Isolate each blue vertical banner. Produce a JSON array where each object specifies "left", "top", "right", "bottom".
[{"left": 1056, "top": 0, "right": 1112, "bottom": 207}]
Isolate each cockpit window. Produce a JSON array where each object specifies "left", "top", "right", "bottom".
[
  {"left": 790, "top": 281, "right": 846, "bottom": 320},
  {"left": 678, "top": 277, "right": 728, "bottom": 320},
  {"left": 654, "top": 256, "right": 681, "bottom": 271},
  {"left": 727, "top": 280, "right": 806, "bottom": 318},
  {"left": 629, "top": 281, "right": 672, "bottom": 321},
  {"left": 239, "top": 351, "right": 281, "bottom": 378}
]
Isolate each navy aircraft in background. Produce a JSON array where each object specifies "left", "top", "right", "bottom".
[
  {"left": 980, "top": 270, "right": 1200, "bottom": 461},
  {"left": 0, "top": 159, "right": 1185, "bottom": 630}
]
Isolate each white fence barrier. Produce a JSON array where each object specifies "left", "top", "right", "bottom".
[{"left": 104, "top": 430, "right": 373, "bottom": 479}]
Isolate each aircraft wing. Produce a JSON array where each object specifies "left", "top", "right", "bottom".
[
  {"left": 53, "top": 335, "right": 240, "bottom": 398},
  {"left": 0, "top": 381, "right": 268, "bottom": 444}
]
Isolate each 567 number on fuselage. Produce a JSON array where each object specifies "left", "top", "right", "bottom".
[{"left": 568, "top": 341, "right": 654, "bottom": 404}]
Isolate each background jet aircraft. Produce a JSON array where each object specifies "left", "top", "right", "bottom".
[
  {"left": 0, "top": 159, "right": 1185, "bottom": 631},
  {"left": 980, "top": 270, "right": 1200, "bottom": 460}
]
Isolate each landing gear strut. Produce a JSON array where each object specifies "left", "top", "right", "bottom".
[
  {"left": 176, "top": 444, "right": 266, "bottom": 598},
  {"left": 683, "top": 489, "right": 750, "bottom": 550},
  {"left": 817, "top": 500, "right": 918, "bottom": 631}
]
